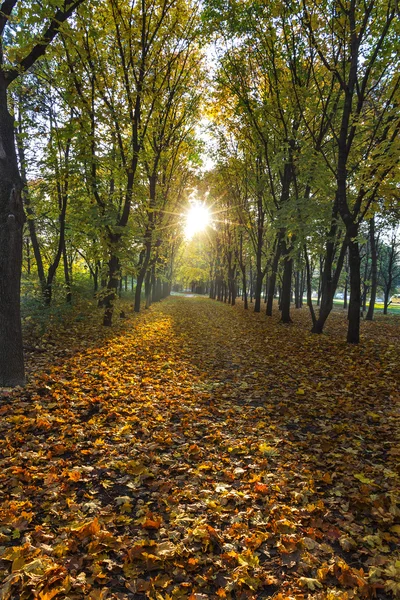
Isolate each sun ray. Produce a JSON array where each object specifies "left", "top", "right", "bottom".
[{"left": 184, "top": 201, "right": 211, "bottom": 239}]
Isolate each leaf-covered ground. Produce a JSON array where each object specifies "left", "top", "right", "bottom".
[{"left": 1, "top": 297, "right": 399, "bottom": 600}]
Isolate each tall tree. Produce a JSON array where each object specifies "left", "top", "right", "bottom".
[
  {"left": 0, "top": 0, "right": 84, "bottom": 387},
  {"left": 302, "top": 0, "right": 399, "bottom": 342}
]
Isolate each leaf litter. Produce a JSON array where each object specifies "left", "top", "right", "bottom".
[{"left": 0, "top": 297, "right": 399, "bottom": 599}]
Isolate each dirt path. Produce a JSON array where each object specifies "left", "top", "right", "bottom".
[{"left": 0, "top": 296, "right": 399, "bottom": 599}]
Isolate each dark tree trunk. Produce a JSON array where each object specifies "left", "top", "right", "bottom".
[
  {"left": 151, "top": 264, "right": 157, "bottom": 303},
  {"left": 145, "top": 269, "right": 152, "bottom": 309},
  {"left": 134, "top": 270, "right": 145, "bottom": 312},
  {"left": 347, "top": 227, "right": 361, "bottom": 343},
  {"left": 63, "top": 242, "right": 72, "bottom": 303},
  {"left": 294, "top": 268, "right": 300, "bottom": 308},
  {"left": 242, "top": 268, "right": 248, "bottom": 309},
  {"left": 156, "top": 277, "right": 162, "bottom": 301},
  {"left": 383, "top": 288, "right": 390, "bottom": 315},
  {"left": 93, "top": 262, "right": 99, "bottom": 294},
  {"left": 249, "top": 258, "right": 253, "bottom": 303},
  {"left": 317, "top": 256, "right": 323, "bottom": 306},
  {"left": 312, "top": 235, "right": 347, "bottom": 334},
  {"left": 343, "top": 250, "right": 349, "bottom": 309},
  {"left": 299, "top": 267, "right": 305, "bottom": 308},
  {"left": 25, "top": 237, "right": 31, "bottom": 274},
  {"left": 134, "top": 238, "right": 152, "bottom": 312},
  {"left": 254, "top": 245, "right": 263, "bottom": 313},
  {"left": 304, "top": 246, "right": 317, "bottom": 329},
  {"left": 0, "top": 77, "right": 25, "bottom": 386},
  {"left": 134, "top": 168, "right": 156, "bottom": 312},
  {"left": 103, "top": 253, "right": 120, "bottom": 326},
  {"left": 231, "top": 271, "right": 236, "bottom": 306},
  {"left": 280, "top": 242, "right": 293, "bottom": 323},
  {"left": 366, "top": 218, "right": 377, "bottom": 321},
  {"left": 266, "top": 233, "right": 282, "bottom": 316}
]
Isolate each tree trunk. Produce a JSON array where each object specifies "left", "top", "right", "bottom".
[
  {"left": 249, "top": 258, "right": 253, "bottom": 303},
  {"left": 294, "top": 268, "right": 300, "bottom": 308},
  {"left": 299, "top": 267, "right": 305, "bottom": 308},
  {"left": 145, "top": 269, "right": 152, "bottom": 309},
  {"left": 347, "top": 229, "right": 361, "bottom": 343},
  {"left": 231, "top": 271, "right": 236, "bottom": 306},
  {"left": 343, "top": 251, "right": 349, "bottom": 309},
  {"left": 383, "top": 288, "right": 390, "bottom": 315},
  {"left": 242, "top": 268, "right": 248, "bottom": 309},
  {"left": 280, "top": 242, "right": 293, "bottom": 323},
  {"left": 134, "top": 237, "right": 152, "bottom": 312},
  {"left": 266, "top": 233, "right": 282, "bottom": 316},
  {"left": 0, "top": 78, "right": 25, "bottom": 386},
  {"left": 93, "top": 262, "right": 99, "bottom": 294},
  {"left": 304, "top": 246, "right": 317, "bottom": 329},
  {"left": 366, "top": 217, "right": 377, "bottom": 321},
  {"left": 253, "top": 238, "right": 263, "bottom": 312},
  {"left": 134, "top": 270, "right": 146, "bottom": 312},
  {"left": 63, "top": 242, "right": 72, "bottom": 304},
  {"left": 317, "top": 256, "right": 323, "bottom": 306},
  {"left": 103, "top": 253, "right": 120, "bottom": 326},
  {"left": 25, "top": 237, "right": 31, "bottom": 275},
  {"left": 312, "top": 237, "right": 347, "bottom": 334}
]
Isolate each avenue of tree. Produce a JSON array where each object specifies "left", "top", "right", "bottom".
[{"left": 0, "top": 0, "right": 399, "bottom": 387}]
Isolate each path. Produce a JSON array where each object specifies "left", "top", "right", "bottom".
[{"left": 0, "top": 296, "right": 399, "bottom": 599}]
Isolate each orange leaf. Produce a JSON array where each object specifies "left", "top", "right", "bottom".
[
  {"left": 142, "top": 518, "right": 161, "bottom": 530},
  {"left": 73, "top": 518, "right": 101, "bottom": 539},
  {"left": 254, "top": 483, "right": 268, "bottom": 494}
]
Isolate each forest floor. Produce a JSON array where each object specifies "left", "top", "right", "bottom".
[{"left": 0, "top": 296, "right": 399, "bottom": 600}]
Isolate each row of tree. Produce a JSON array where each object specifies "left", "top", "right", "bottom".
[
  {"left": 177, "top": 219, "right": 400, "bottom": 317},
  {"left": 0, "top": 0, "right": 398, "bottom": 388},
  {"left": 197, "top": 0, "right": 399, "bottom": 337},
  {"left": 1, "top": 0, "right": 205, "bottom": 387}
]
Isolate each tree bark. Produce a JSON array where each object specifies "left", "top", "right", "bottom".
[
  {"left": 0, "top": 77, "right": 25, "bottom": 386},
  {"left": 312, "top": 202, "right": 347, "bottom": 334},
  {"left": 134, "top": 243, "right": 151, "bottom": 313},
  {"left": 103, "top": 252, "right": 120, "bottom": 326},
  {"left": 280, "top": 240, "right": 293, "bottom": 324},
  {"left": 304, "top": 246, "right": 317, "bottom": 329},
  {"left": 266, "top": 233, "right": 282, "bottom": 316},
  {"left": 63, "top": 242, "right": 72, "bottom": 303},
  {"left": 366, "top": 217, "right": 377, "bottom": 321},
  {"left": 145, "top": 269, "right": 152, "bottom": 309},
  {"left": 347, "top": 228, "right": 361, "bottom": 343}
]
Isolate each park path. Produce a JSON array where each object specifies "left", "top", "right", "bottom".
[{"left": 0, "top": 296, "right": 399, "bottom": 599}]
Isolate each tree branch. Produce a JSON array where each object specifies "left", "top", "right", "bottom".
[
  {"left": 0, "top": 0, "right": 17, "bottom": 36},
  {"left": 5, "top": 0, "right": 85, "bottom": 86}
]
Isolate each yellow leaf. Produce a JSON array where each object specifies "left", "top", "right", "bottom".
[
  {"left": 354, "top": 473, "right": 375, "bottom": 485},
  {"left": 299, "top": 577, "right": 323, "bottom": 590},
  {"left": 390, "top": 525, "right": 400, "bottom": 534}
]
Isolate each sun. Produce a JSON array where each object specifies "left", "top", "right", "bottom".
[{"left": 184, "top": 202, "right": 211, "bottom": 239}]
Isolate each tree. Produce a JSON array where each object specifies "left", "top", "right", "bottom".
[
  {"left": 302, "top": 0, "right": 399, "bottom": 342},
  {"left": 0, "top": 0, "right": 85, "bottom": 387},
  {"left": 379, "top": 227, "right": 400, "bottom": 314}
]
